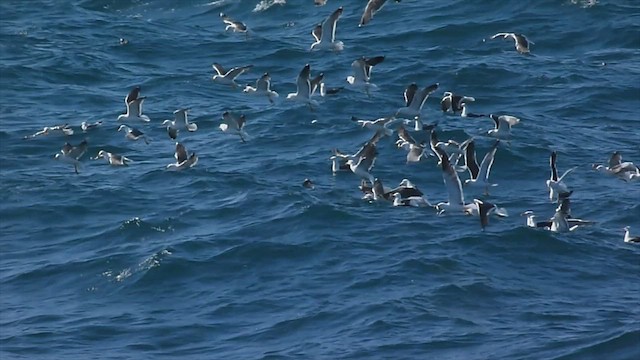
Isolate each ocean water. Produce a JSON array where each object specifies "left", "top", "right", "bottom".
[{"left": 1, "top": 0, "right": 639, "bottom": 359}]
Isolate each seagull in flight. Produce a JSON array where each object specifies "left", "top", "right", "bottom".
[
  {"left": 490, "top": 32, "right": 534, "bottom": 54},
  {"left": 212, "top": 63, "right": 253, "bottom": 88},
  {"left": 441, "top": 91, "right": 475, "bottom": 114},
  {"left": 244, "top": 72, "right": 279, "bottom": 104},
  {"left": 220, "top": 13, "right": 248, "bottom": 37},
  {"left": 310, "top": 7, "right": 344, "bottom": 51},
  {"left": 359, "top": 0, "right": 401, "bottom": 27},
  {"left": 546, "top": 151, "right": 577, "bottom": 203},
  {"left": 487, "top": 114, "right": 520, "bottom": 140},
  {"left": 592, "top": 151, "right": 640, "bottom": 182},
  {"left": 25, "top": 124, "right": 74, "bottom": 138},
  {"left": 167, "top": 142, "right": 198, "bottom": 170},
  {"left": 286, "top": 64, "right": 321, "bottom": 110},
  {"left": 396, "top": 82, "right": 439, "bottom": 120},
  {"left": 93, "top": 150, "right": 132, "bottom": 166},
  {"left": 220, "top": 111, "right": 248, "bottom": 143},
  {"left": 54, "top": 140, "right": 88, "bottom": 174},
  {"left": 346, "top": 55, "right": 385, "bottom": 96},
  {"left": 463, "top": 139, "right": 500, "bottom": 195}
]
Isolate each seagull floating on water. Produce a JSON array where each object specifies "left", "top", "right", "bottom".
[
  {"left": 359, "top": 0, "right": 401, "bottom": 27},
  {"left": 310, "top": 7, "right": 344, "bottom": 51},
  {"left": 346, "top": 55, "right": 385, "bottom": 96},
  {"left": 460, "top": 103, "right": 485, "bottom": 118},
  {"left": 546, "top": 151, "right": 577, "bottom": 203},
  {"left": 592, "top": 151, "right": 640, "bottom": 182},
  {"left": 212, "top": 63, "right": 253, "bottom": 88},
  {"left": 441, "top": 92, "right": 475, "bottom": 114},
  {"left": 244, "top": 72, "right": 279, "bottom": 104},
  {"left": 81, "top": 121, "right": 103, "bottom": 132},
  {"left": 25, "top": 124, "right": 74, "bottom": 138},
  {"left": 93, "top": 150, "right": 132, "bottom": 166},
  {"left": 117, "top": 124, "right": 149, "bottom": 144},
  {"left": 220, "top": 111, "right": 248, "bottom": 143},
  {"left": 490, "top": 32, "right": 534, "bottom": 54},
  {"left": 623, "top": 226, "right": 640, "bottom": 243},
  {"left": 54, "top": 140, "right": 88, "bottom": 174}
]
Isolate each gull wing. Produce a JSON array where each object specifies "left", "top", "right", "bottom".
[
  {"left": 296, "top": 64, "right": 312, "bottom": 98},
  {"left": 226, "top": 65, "right": 253, "bottom": 79},
  {"left": 609, "top": 151, "right": 622, "bottom": 168},
  {"left": 464, "top": 139, "right": 480, "bottom": 179},
  {"left": 403, "top": 83, "right": 417, "bottom": 107},
  {"left": 175, "top": 143, "right": 188, "bottom": 163},
  {"left": 411, "top": 83, "right": 439, "bottom": 110},
  {"left": 125, "top": 86, "right": 141, "bottom": 104},
  {"left": 442, "top": 153, "right": 465, "bottom": 205},
  {"left": 310, "top": 73, "right": 325, "bottom": 96},
  {"left": 312, "top": 23, "right": 322, "bottom": 42},
  {"left": 397, "top": 125, "right": 416, "bottom": 145},
  {"left": 363, "top": 55, "right": 384, "bottom": 79},
  {"left": 256, "top": 73, "right": 270, "bottom": 91},
  {"left": 478, "top": 140, "right": 499, "bottom": 182},
  {"left": 351, "top": 58, "right": 368, "bottom": 82},
  {"left": 360, "top": 0, "right": 385, "bottom": 27},
  {"left": 550, "top": 151, "right": 559, "bottom": 181},
  {"left": 441, "top": 92, "right": 452, "bottom": 112},
  {"left": 490, "top": 32, "right": 512, "bottom": 40},
  {"left": 212, "top": 63, "right": 226, "bottom": 76},
  {"left": 321, "top": 7, "right": 343, "bottom": 43},
  {"left": 237, "top": 115, "right": 246, "bottom": 130}
]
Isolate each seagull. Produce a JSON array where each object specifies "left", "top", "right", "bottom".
[
  {"left": 395, "top": 125, "right": 428, "bottom": 163},
  {"left": 287, "top": 64, "right": 320, "bottom": 109},
  {"left": 460, "top": 103, "right": 486, "bottom": 118},
  {"left": 433, "top": 135, "right": 474, "bottom": 169},
  {"left": 81, "top": 121, "right": 102, "bottom": 132},
  {"left": 125, "top": 85, "right": 141, "bottom": 105},
  {"left": 212, "top": 63, "right": 253, "bottom": 88},
  {"left": 359, "top": 0, "right": 401, "bottom": 27},
  {"left": 396, "top": 83, "right": 439, "bottom": 120},
  {"left": 303, "top": 178, "right": 315, "bottom": 189},
  {"left": 463, "top": 140, "right": 500, "bottom": 195},
  {"left": 550, "top": 193, "right": 578, "bottom": 232},
  {"left": 592, "top": 151, "right": 640, "bottom": 182},
  {"left": 162, "top": 109, "right": 197, "bottom": 139},
  {"left": 472, "top": 198, "right": 498, "bottom": 231},
  {"left": 387, "top": 178, "right": 427, "bottom": 199},
  {"left": 220, "top": 13, "right": 248, "bottom": 35},
  {"left": 350, "top": 115, "right": 400, "bottom": 136},
  {"left": 244, "top": 72, "right": 279, "bottom": 104},
  {"left": 167, "top": 142, "right": 198, "bottom": 170},
  {"left": 490, "top": 32, "right": 534, "bottom": 54},
  {"left": 219, "top": 111, "right": 248, "bottom": 143},
  {"left": 346, "top": 55, "right": 385, "bottom": 96},
  {"left": 117, "top": 97, "right": 151, "bottom": 122},
  {"left": 487, "top": 114, "right": 520, "bottom": 139},
  {"left": 25, "top": 124, "right": 74, "bottom": 138},
  {"left": 54, "top": 140, "right": 88, "bottom": 174},
  {"left": 623, "top": 226, "right": 640, "bottom": 243},
  {"left": 392, "top": 192, "right": 432, "bottom": 208},
  {"left": 310, "top": 6, "right": 344, "bottom": 51},
  {"left": 546, "top": 151, "right": 577, "bottom": 203},
  {"left": 117, "top": 124, "right": 149, "bottom": 144},
  {"left": 435, "top": 148, "right": 475, "bottom": 215},
  {"left": 93, "top": 150, "right": 132, "bottom": 166},
  {"left": 441, "top": 92, "right": 475, "bottom": 114},
  {"left": 331, "top": 130, "right": 386, "bottom": 174}
]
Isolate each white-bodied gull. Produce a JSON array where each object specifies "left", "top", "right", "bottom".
[
  {"left": 463, "top": 139, "right": 500, "bottom": 195},
  {"left": 54, "top": 140, "right": 88, "bottom": 174},
  {"left": 26, "top": 124, "right": 74, "bottom": 138},
  {"left": 287, "top": 64, "right": 320, "bottom": 109},
  {"left": 396, "top": 83, "right": 439, "bottom": 120},
  {"left": 359, "top": 0, "right": 401, "bottom": 27},
  {"left": 93, "top": 150, "right": 132, "bottom": 166},
  {"left": 488, "top": 114, "right": 520, "bottom": 140},
  {"left": 220, "top": 111, "right": 248, "bottom": 143},
  {"left": 346, "top": 55, "right": 385, "bottom": 96},
  {"left": 212, "top": 63, "right": 253, "bottom": 88},
  {"left": 220, "top": 13, "right": 248, "bottom": 36},
  {"left": 117, "top": 124, "right": 149, "bottom": 144},
  {"left": 310, "top": 7, "right": 344, "bottom": 51},
  {"left": 546, "top": 151, "right": 577, "bottom": 203},
  {"left": 167, "top": 142, "right": 198, "bottom": 170},
  {"left": 244, "top": 72, "right": 279, "bottom": 104},
  {"left": 490, "top": 32, "right": 534, "bottom": 54},
  {"left": 117, "top": 97, "right": 151, "bottom": 122},
  {"left": 441, "top": 91, "right": 475, "bottom": 114},
  {"left": 81, "top": 121, "right": 103, "bottom": 132}
]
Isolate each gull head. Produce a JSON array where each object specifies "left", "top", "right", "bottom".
[{"left": 117, "top": 125, "right": 128, "bottom": 132}]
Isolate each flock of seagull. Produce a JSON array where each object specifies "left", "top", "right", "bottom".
[{"left": 25, "top": 1, "right": 639, "bottom": 243}]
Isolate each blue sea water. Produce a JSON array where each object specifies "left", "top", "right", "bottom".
[{"left": 1, "top": 0, "right": 639, "bottom": 358}]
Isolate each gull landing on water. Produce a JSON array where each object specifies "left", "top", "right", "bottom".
[
  {"left": 546, "top": 151, "right": 577, "bottom": 203},
  {"left": 167, "top": 142, "right": 198, "bottom": 171},
  {"left": 310, "top": 7, "right": 344, "bottom": 51},
  {"left": 220, "top": 111, "right": 248, "bottom": 143},
  {"left": 54, "top": 140, "right": 88, "bottom": 174},
  {"left": 359, "top": 0, "right": 401, "bottom": 27},
  {"left": 488, "top": 114, "right": 520, "bottom": 140},
  {"left": 212, "top": 63, "right": 253, "bottom": 88},
  {"left": 396, "top": 83, "right": 439, "bottom": 120},
  {"left": 286, "top": 64, "right": 320, "bottom": 110},
  {"left": 346, "top": 55, "right": 385, "bottom": 97},
  {"left": 489, "top": 32, "right": 534, "bottom": 54},
  {"left": 244, "top": 72, "right": 279, "bottom": 104},
  {"left": 93, "top": 150, "right": 132, "bottom": 166}
]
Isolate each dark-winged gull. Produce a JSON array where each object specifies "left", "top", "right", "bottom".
[
  {"left": 490, "top": 32, "right": 534, "bottom": 54},
  {"left": 244, "top": 72, "right": 279, "bottom": 104},
  {"left": 167, "top": 142, "right": 198, "bottom": 170},
  {"left": 346, "top": 55, "right": 385, "bottom": 96},
  {"left": 25, "top": 124, "right": 74, "bottom": 138},
  {"left": 220, "top": 13, "right": 248, "bottom": 36},
  {"left": 359, "top": 0, "right": 401, "bottom": 27},
  {"left": 396, "top": 83, "right": 439, "bottom": 120},
  {"left": 441, "top": 92, "right": 475, "bottom": 114},
  {"left": 488, "top": 114, "right": 520, "bottom": 140},
  {"left": 546, "top": 151, "right": 577, "bottom": 203},
  {"left": 623, "top": 226, "right": 640, "bottom": 243},
  {"left": 117, "top": 97, "right": 151, "bottom": 122},
  {"left": 310, "top": 7, "right": 344, "bottom": 51},
  {"left": 592, "top": 151, "right": 640, "bottom": 182},
  {"left": 463, "top": 139, "right": 500, "bottom": 195},
  {"left": 220, "top": 111, "right": 248, "bottom": 143},
  {"left": 212, "top": 63, "right": 253, "bottom": 88},
  {"left": 117, "top": 124, "right": 149, "bottom": 144},
  {"left": 93, "top": 150, "right": 132, "bottom": 166},
  {"left": 287, "top": 64, "right": 320, "bottom": 109},
  {"left": 81, "top": 121, "right": 103, "bottom": 132},
  {"left": 54, "top": 140, "right": 88, "bottom": 174}
]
